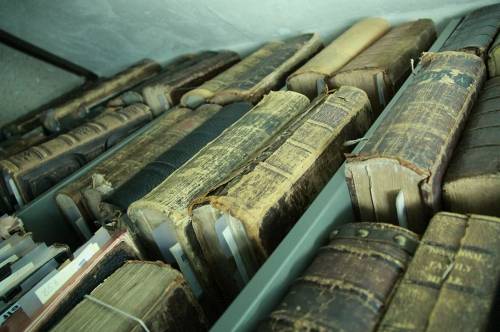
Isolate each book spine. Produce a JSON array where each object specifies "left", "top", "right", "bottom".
[
  {"left": 330, "top": 19, "right": 436, "bottom": 114},
  {"left": 40, "top": 59, "right": 161, "bottom": 133},
  {"left": 287, "top": 18, "right": 390, "bottom": 99},
  {"left": 127, "top": 91, "right": 309, "bottom": 308},
  {"left": 443, "top": 78, "right": 500, "bottom": 216},
  {"left": 181, "top": 34, "right": 322, "bottom": 108},
  {"left": 0, "top": 104, "right": 153, "bottom": 209},
  {"left": 142, "top": 51, "right": 240, "bottom": 114},
  {"left": 262, "top": 222, "right": 419, "bottom": 332},
  {"left": 378, "top": 212, "right": 500, "bottom": 332},
  {"left": 440, "top": 4, "right": 500, "bottom": 58},
  {"left": 103, "top": 102, "right": 252, "bottom": 216},
  {"left": 346, "top": 51, "right": 485, "bottom": 230}
]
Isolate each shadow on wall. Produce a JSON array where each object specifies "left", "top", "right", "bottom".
[{"left": 0, "top": 0, "right": 496, "bottom": 76}]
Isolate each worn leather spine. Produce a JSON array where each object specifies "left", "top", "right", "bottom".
[
  {"left": 55, "top": 105, "right": 220, "bottom": 231},
  {"left": 0, "top": 104, "right": 153, "bottom": 212},
  {"left": 379, "top": 212, "right": 500, "bottom": 332},
  {"left": 345, "top": 52, "right": 485, "bottom": 233},
  {"left": 330, "top": 19, "right": 436, "bottom": 114},
  {"left": 261, "top": 222, "right": 419, "bottom": 332},
  {"left": 487, "top": 33, "right": 500, "bottom": 77},
  {"left": 287, "top": 18, "right": 390, "bottom": 99},
  {"left": 127, "top": 91, "right": 309, "bottom": 307},
  {"left": 40, "top": 59, "right": 161, "bottom": 133},
  {"left": 51, "top": 261, "right": 208, "bottom": 332},
  {"left": 180, "top": 34, "right": 322, "bottom": 108},
  {"left": 101, "top": 102, "right": 253, "bottom": 221},
  {"left": 192, "top": 87, "right": 372, "bottom": 297},
  {"left": 441, "top": 3, "right": 500, "bottom": 59},
  {"left": 107, "top": 51, "right": 240, "bottom": 114},
  {"left": 443, "top": 77, "right": 500, "bottom": 216}
]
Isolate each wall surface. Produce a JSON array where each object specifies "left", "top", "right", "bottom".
[
  {"left": 0, "top": 0, "right": 496, "bottom": 77},
  {"left": 0, "top": 43, "right": 83, "bottom": 127}
]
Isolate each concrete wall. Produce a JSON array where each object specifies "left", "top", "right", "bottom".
[{"left": 0, "top": 0, "right": 496, "bottom": 77}]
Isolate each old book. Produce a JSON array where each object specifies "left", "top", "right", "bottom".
[
  {"left": 442, "top": 78, "right": 500, "bottom": 216},
  {"left": 345, "top": 51, "right": 485, "bottom": 233},
  {"left": 40, "top": 59, "right": 161, "bottom": 133},
  {"left": 51, "top": 261, "right": 208, "bottom": 332},
  {"left": 441, "top": 3, "right": 500, "bottom": 58},
  {"left": 0, "top": 104, "right": 153, "bottom": 213},
  {"left": 180, "top": 34, "right": 322, "bottom": 108},
  {"left": 261, "top": 222, "right": 419, "bottom": 332},
  {"left": 330, "top": 19, "right": 436, "bottom": 114},
  {"left": 192, "top": 86, "right": 372, "bottom": 297},
  {"left": 0, "top": 228, "right": 134, "bottom": 330},
  {"left": 0, "top": 128, "right": 49, "bottom": 159},
  {"left": 55, "top": 105, "right": 220, "bottom": 239},
  {"left": 108, "top": 51, "right": 240, "bottom": 114},
  {"left": 127, "top": 91, "right": 309, "bottom": 306},
  {"left": 378, "top": 212, "right": 500, "bottom": 332},
  {"left": 488, "top": 33, "right": 500, "bottom": 77},
  {"left": 19, "top": 230, "right": 142, "bottom": 332},
  {"left": 287, "top": 18, "right": 390, "bottom": 99},
  {"left": 97, "top": 102, "right": 253, "bottom": 224}
]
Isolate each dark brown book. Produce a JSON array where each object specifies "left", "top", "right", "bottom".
[
  {"left": 329, "top": 19, "right": 436, "bottom": 114},
  {"left": 261, "top": 222, "right": 419, "bottom": 332},
  {"left": 0, "top": 104, "right": 153, "bottom": 212},
  {"left": 192, "top": 87, "right": 372, "bottom": 297},
  {"left": 378, "top": 212, "right": 500, "bottom": 332},
  {"left": 441, "top": 3, "right": 500, "bottom": 58},
  {"left": 51, "top": 261, "right": 208, "bottom": 332},
  {"left": 107, "top": 51, "right": 240, "bottom": 114},
  {"left": 443, "top": 77, "right": 500, "bottom": 216},
  {"left": 345, "top": 52, "right": 485, "bottom": 233},
  {"left": 40, "top": 59, "right": 161, "bottom": 133},
  {"left": 180, "top": 34, "right": 322, "bottom": 108}
]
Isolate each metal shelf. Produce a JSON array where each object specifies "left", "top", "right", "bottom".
[{"left": 211, "top": 17, "right": 462, "bottom": 332}]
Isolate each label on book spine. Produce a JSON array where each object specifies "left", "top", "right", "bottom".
[{"left": 35, "top": 243, "right": 99, "bottom": 304}]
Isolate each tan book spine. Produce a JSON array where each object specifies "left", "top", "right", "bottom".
[
  {"left": 192, "top": 86, "right": 372, "bottom": 297},
  {"left": 127, "top": 91, "right": 309, "bottom": 306},
  {"left": 287, "top": 18, "right": 390, "bottom": 99},
  {"left": 330, "top": 19, "right": 436, "bottom": 114},
  {"left": 0, "top": 104, "right": 153, "bottom": 211},
  {"left": 51, "top": 261, "right": 208, "bottom": 332},
  {"left": 442, "top": 77, "right": 500, "bottom": 216},
  {"left": 180, "top": 34, "right": 322, "bottom": 108},
  {"left": 55, "top": 105, "right": 220, "bottom": 231},
  {"left": 378, "top": 212, "right": 500, "bottom": 332},
  {"left": 345, "top": 51, "right": 485, "bottom": 233},
  {"left": 40, "top": 59, "right": 161, "bottom": 133}
]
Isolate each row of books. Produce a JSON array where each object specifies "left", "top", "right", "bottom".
[
  {"left": 0, "top": 2, "right": 498, "bottom": 330},
  {"left": 262, "top": 212, "right": 500, "bottom": 331},
  {"left": 0, "top": 226, "right": 209, "bottom": 331}
]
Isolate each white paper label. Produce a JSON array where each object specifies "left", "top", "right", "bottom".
[
  {"left": 169, "top": 243, "right": 203, "bottom": 298},
  {"left": 35, "top": 243, "right": 99, "bottom": 304},
  {"left": 0, "top": 262, "right": 35, "bottom": 297},
  {"left": 0, "top": 254, "right": 18, "bottom": 269},
  {"left": 0, "top": 243, "right": 12, "bottom": 257}
]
